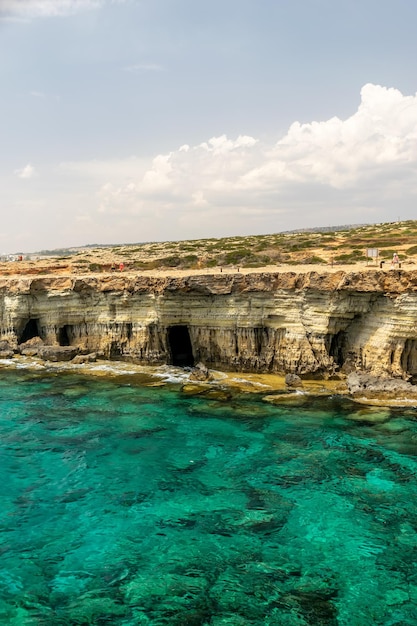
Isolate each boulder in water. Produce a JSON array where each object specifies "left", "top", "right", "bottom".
[{"left": 285, "top": 373, "right": 303, "bottom": 388}]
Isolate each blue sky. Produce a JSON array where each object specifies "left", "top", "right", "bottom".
[{"left": 1, "top": 0, "right": 417, "bottom": 253}]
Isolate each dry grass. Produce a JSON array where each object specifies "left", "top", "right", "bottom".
[{"left": 3, "top": 220, "right": 417, "bottom": 276}]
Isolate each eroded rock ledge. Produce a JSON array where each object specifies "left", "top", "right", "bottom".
[{"left": 0, "top": 268, "right": 416, "bottom": 382}]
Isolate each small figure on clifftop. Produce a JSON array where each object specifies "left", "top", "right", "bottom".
[
  {"left": 392, "top": 252, "right": 400, "bottom": 267},
  {"left": 119, "top": 262, "right": 125, "bottom": 272}
]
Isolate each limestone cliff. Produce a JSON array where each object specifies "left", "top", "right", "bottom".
[{"left": 1, "top": 269, "right": 417, "bottom": 379}]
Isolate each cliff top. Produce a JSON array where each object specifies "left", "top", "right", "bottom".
[
  {"left": 0, "top": 266, "right": 415, "bottom": 297},
  {"left": 4, "top": 219, "right": 417, "bottom": 279}
]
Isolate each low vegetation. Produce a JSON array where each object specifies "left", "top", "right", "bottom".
[{"left": 11, "top": 220, "right": 417, "bottom": 274}]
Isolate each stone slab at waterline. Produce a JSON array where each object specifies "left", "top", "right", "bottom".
[{"left": 0, "top": 268, "right": 416, "bottom": 380}]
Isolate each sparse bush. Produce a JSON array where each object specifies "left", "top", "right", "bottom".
[
  {"left": 182, "top": 254, "right": 199, "bottom": 268},
  {"left": 157, "top": 255, "right": 182, "bottom": 267},
  {"left": 223, "top": 248, "right": 252, "bottom": 264},
  {"left": 334, "top": 253, "right": 358, "bottom": 263},
  {"left": 303, "top": 256, "right": 327, "bottom": 264},
  {"left": 380, "top": 249, "right": 397, "bottom": 259},
  {"left": 242, "top": 255, "right": 271, "bottom": 267}
]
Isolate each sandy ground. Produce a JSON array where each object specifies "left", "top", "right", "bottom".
[
  {"left": 113, "top": 261, "right": 391, "bottom": 278},
  {"left": 0, "top": 260, "right": 401, "bottom": 279}
]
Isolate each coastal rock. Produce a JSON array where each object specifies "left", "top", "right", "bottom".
[
  {"left": 72, "top": 353, "right": 97, "bottom": 364},
  {"left": 189, "top": 361, "right": 212, "bottom": 381},
  {"left": 263, "top": 392, "right": 307, "bottom": 405},
  {"left": 38, "top": 346, "right": 79, "bottom": 362},
  {"left": 285, "top": 373, "right": 303, "bottom": 388},
  {"left": 1, "top": 269, "right": 417, "bottom": 381},
  {"left": 18, "top": 336, "right": 44, "bottom": 356},
  {"left": 0, "top": 340, "right": 14, "bottom": 358},
  {"left": 347, "top": 372, "right": 417, "bottom": 400},
  {"left": 181, "top": 383, "right": 210, "bottom": 396}
]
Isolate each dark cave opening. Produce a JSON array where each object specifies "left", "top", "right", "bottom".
[
  {"left": 401, "top": 338, "right": 417, "bottom": 382},
  {"left": 58, "top": 325, "right": 72, "bottom": 346},
  {"left": 329, "top": 330, "right": 347, "bottom": 368},
  {"left": 19, "top": 319, "right": 41, "bottom": 344},
  {"left": 168, "top": 325, "right": 194, "bottom": 367}
]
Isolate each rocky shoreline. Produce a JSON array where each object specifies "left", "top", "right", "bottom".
[
  {"left": 1, "top": 341, "right": 417, "bottom": 408},
  {"left": 0, "top": 267, "right": 417, "bottom": 407}
]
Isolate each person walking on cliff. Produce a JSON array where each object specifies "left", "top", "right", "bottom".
[{"left": 392, "top": 252, "right": 400, "bottom": 267}]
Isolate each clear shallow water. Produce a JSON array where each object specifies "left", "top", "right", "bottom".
[{"left": 1, "top": 370, "right": 417, "bottom": 625}]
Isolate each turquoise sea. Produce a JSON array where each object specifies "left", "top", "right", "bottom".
[{"left": 1, "top": 366, "right": 417, "bottom": 625}]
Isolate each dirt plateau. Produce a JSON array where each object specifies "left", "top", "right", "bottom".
[{"left": 0, "top": 266, "right": 417, "bottom": 389}]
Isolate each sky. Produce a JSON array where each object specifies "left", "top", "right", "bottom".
[{"left": 1, "top": 0, "right": 417, "bottom": 253}]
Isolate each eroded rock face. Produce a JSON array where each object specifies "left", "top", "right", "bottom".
[
  {"left": 0, "top": 340, "right": 14, "bottom": 358},
  {"left": 1, "top": 269, "right": 417, "bottom": 378}
]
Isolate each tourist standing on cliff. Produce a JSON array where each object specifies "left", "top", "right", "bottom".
[{"left": 392, "top": 253, "right": 400, "bottom": 267}]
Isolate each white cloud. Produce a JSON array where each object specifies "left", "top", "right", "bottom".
[
  {"left": 0, "top": 0, "right": 123, "bottom": 18},
  {"left": 14, "top": 163, "right": 35, "bottom": 179},
  {"left": 30, "top": 90, "right": 46, "bottom": 98},
  {"left": 55, "top": 84, "right": 417, "bottom": 242}
]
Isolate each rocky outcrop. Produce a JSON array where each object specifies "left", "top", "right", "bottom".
[
  {"left": 0, "top": 269, "right": 417, "bottom": 379},
  {"left": 37, "top": 346, "right": 79, "bottom": 362},
  {"left": 347, "top": 372, "right": 417, "bottom": 401}
]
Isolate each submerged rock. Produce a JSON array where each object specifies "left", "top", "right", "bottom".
[
  {"left": 181, "top": 383, "right": 210, "bottom": 396},
  {"left": 181, "top": 383, "right": 232, "bottom": 401},
  {"left": 263, "top": 392, "right": 307, "bottom": 405},
  {"left": 345, "top": 407, "right": 391, "bottom": 423}
]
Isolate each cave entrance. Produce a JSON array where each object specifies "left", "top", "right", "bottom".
[
  {"left": 168, "top": 325, "right": 194, "bottom": 367},
  {"left": 401, "top": 339, "right": 417, "bottom": 382},
  {"left": 328, "top": 330, "right": 347, "bottom": 368},
  {"left": 58, "top": 325, "right": 72, "bottom": 346},
  {"left": 19, "top": 318, "right": 40, "bottom": 344}
]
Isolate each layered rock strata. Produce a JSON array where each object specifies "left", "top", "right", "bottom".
[{"left": 1, "top": 269, "right": 417, "bottom": 379}]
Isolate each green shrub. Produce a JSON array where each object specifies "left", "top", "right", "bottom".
[
  {"left": 223, "top": 249, "right": 252, "bottom": 264},
  {"left": 334, "top": 253, "right": 358, "bottom": 263},
  {"left": 157, "top": 255, "right": 182, "bottom": 267},
  {"left": 242, "top": 255, "right": 271, "bottom": 267},
  {"left": 303, "top": 256, "right": 327, "bottom": 264}
]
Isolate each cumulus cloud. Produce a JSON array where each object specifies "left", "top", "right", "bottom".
[
  {"left": 14, "top": 163, "right": 35, "bottom": 179},
  {"left": 93, "top": 84, "right": 417, "bottom": 236},
  {"left": 0, "top": 0, "right": 121, "bottom": 18},
  {"left": 48, "top": 84, "right": 417, "bottom": 244}
]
